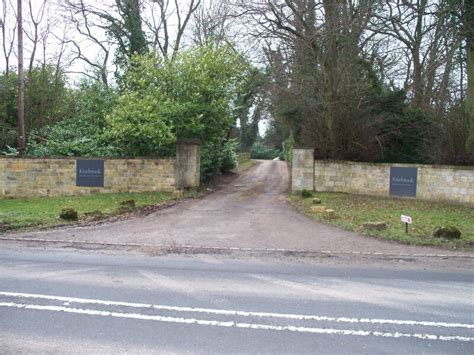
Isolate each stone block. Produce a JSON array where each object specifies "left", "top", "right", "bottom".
[
  {"left": 312, "top": 198, "right": 322, "bottom": 205},
  {"left": 324, "top": 209, "right": 336, "bottom": 219},
  {"left": 432, "top": 225, "right": 461, "bottom": 239},
  {"left": 310, "top": 205, "right": 327, "bottom": 213}
]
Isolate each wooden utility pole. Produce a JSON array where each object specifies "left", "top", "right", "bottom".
[{"left": 17, "top": 0, "right": 25, "bottom": 157}]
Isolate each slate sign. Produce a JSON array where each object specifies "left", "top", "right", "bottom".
[
  {"left": 76, "top": 159, "right": 104, "bottom": 187},
  {"left": 389, "top": 167, "right": 417, "bottom": 197}
]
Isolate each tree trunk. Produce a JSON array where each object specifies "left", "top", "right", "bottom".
[
  {"left": 466, "top": 0, "right": 474, "bottom": 153},
  {"left": 411, "top": 48, "right": 423, "bottom": 108},
  {"left": 435, "top": 39, "right": 459, "bottom": 113},
  {"left": 322, "top": 0, "right": 339, "bottom": 156},
  {"left": 466, "top": 40, "right": 474, "bottom": 153},
  {"left": 411, "top": 0, "right": 427, "bottom": 109}
]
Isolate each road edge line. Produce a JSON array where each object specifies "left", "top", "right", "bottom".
[{"left": 0, "top": 237, "right": 473, "bottom": 259}]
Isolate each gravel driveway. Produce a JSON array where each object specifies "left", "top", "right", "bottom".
[{"left": 3, "top": 160, "right": 472, "bottom": 258}]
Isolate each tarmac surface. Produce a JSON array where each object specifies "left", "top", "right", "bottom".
[{"left": 1, "top": 247, "right": 473, "bottom": 354}]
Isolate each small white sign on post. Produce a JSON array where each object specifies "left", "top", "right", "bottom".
[
  {"left": 401, "top": 215, "right": 412, "bottom": 224},
  {"left": 401, "top": 214, "right": 412, "bottom": 234}
]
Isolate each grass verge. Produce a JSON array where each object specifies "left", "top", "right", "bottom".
[
  {"left": 292, "top": 192, "right": 474, "bottom": 251},
  {"left": 234, "top": 151, "right": 280, "bottom": 174},
  {"left": 0, "top": 190, "right": 195, "bottom": 231},
  {"left": 233, "top": 159, "right": 258, "bottom": 173}
]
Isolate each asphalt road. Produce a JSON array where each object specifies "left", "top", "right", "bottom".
[{"left": 0, "top": 246, "right": 473, "bottom": 354}]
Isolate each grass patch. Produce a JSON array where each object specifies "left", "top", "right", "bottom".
[
  {"left": 0, "top": 190, "right": 194, "bottom": 231},
  {"left": 292, "top": 192, "right": 474, "bottom": 251},
  {"left": 234, "top": 152, "right": 278, "bottom": 174},
  {"left": 233, "top": 159, "right": 258, "bottom": 173}
]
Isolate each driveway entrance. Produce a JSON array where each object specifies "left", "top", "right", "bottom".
[{"left": 3, "top": 160, "right": 471, "bottom": 259}]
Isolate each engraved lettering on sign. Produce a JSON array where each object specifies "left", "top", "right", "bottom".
[
  {"left": 389, "top": 167, "right": 417, "bottom": 197},
  {"left": 76, "top": 160, "right": 104, "bottom": 187}
]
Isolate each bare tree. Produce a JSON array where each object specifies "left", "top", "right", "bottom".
[
  {"left": 0, "top": 0, "right": 16, "bottom": 127},
  {"left": 143, "top": 0, "right": 202, "bottom": 58},
  {"left": 66, "top": 0, "right": 112, "bottom": 86},
  {"left": 369, "top": 0, "right": 463, "bottom": 109},
  {"left": 1, "top": 0, "right": 16, "bottom": 78},
  {"left": 233, "top": 1, "right": 380, "bottom": 156},
  {"left": 190, "top": 0, "right": 232, "bottom": 46},
  {"left": 23, "top": 0, "right": 46, "bottom": 128},
  {"left": 24, "top": 0, "right": 46, "bottom": 76}
]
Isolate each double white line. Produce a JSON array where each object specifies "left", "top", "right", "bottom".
[{"left": 1, "top": 291, "right": 473, "bottom": 342}]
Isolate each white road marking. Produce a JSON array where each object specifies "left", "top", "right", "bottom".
[
  {"left": 1, "top": 291, "right": 473, "bottom": 330},
  {"left": 0, "top": 302, "right": 472, "bottom": 342}
]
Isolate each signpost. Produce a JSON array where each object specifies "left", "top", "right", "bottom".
[
  {"left": 401, "top": 214, "right": 412, "bottom": 234},
  {"left": 389, "top": 167, "right": 417, "bottom": 197},
  {"left": 76, "top": 159, "right": 104, "bottom": 187}
]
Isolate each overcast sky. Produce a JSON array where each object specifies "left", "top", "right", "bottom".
[{"left": 1, "top": 0, "right": 212, "bottom": 82}]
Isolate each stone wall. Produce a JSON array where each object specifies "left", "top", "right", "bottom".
[
  {"left": 0, "top": 142, "right": 201, "bottom": 198},
  {"left": 175, "top": 139, "right": 200, "bottom": 189},
  {"left": 0, "top": 157, "right": 176, "bottom": 198},
  {"left": 291, "top": 149, "right": 315, "bottom": 191},
  {"left": 314, "top": 161, "right": 389, "bottom": 196},
  {"left": 291, "top": 148, "right": 474, "bottom": 204}
]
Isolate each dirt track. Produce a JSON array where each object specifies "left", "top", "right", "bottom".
[{"left": 2, "top": 160, "right": 472, "bottom": 260}]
